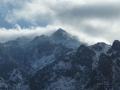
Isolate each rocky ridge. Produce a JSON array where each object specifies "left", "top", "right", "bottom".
[{"left": 0, "top": 29, "right": 120, "bottom": 90}]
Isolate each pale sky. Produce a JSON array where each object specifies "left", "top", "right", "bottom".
[{"left": 0, "top": 0, "right": 120, "bottom": 44}]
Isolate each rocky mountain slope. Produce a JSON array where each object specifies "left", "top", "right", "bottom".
[
  {"left": 29, "top": 40, "right": 120, "bottom": 90},
  {"left": 0, "top": 28, "right": 120, "bottom": 90},
  {"left": 0, "top": 28, "right": 80, "bottom": 90}
]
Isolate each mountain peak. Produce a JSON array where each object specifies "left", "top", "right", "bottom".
[
  {"left": 16, "top": 36, "right": 28, "bottom": 41},
  {"left": 52, "top": 28, "right": 67, "bottom": 37},
  {"left": 111, "top": 40, "right": 120, "bottom": 51}
]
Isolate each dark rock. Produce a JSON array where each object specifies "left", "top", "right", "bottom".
[
  {"left": 52, "top": 28, "right": 66, "bottom": 37},
  {"left": 92, "top": 42, "right": 107, "bottom": 52},
  {"left": 98, "top": 53, "right": 112, "bottom": 78},
  {"left": 116, "top": 59, "right": 120, "bottom": 67},
  {"left": 111, "top": 40, "right": 120, "bottom": 51}
]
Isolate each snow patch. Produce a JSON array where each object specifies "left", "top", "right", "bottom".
[
  {"left": 54, "top": 61, "right": 72, "bottom": 70},
  {"left": 32, "top": 54, "right": 55, "bottom": 70},
  {"left": 91, "top": 44, "right": 111, "bottom": 70}
]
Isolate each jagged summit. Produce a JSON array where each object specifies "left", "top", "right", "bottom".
[
  {"left": 32, "top": 35, "right": 47, "bottom": 41},
  {"left": 90, "top": 42, "right": 111, "bottom": 52},
  {"left": 16, "top": 36, "right": 28, "bottom": 41},
  {"left": 52, "top": 28, "right": 67, "bottom": 37},
  {"left": 4, "top": 36, "right": 30, "bottom": 47},
  {"left": 24, "top": 28, "right": 81, "bottom": 49},
  {"left": 77, "top": 44, "right": 87, "bottom": 52},
  {"left": 51, "top": 28, "right": 81, "bottom": 49},
  {"left": 111, "top": 40, "right": 120, "bottom": 51},
  {"left": 33, "top": 36, "right": 40, "bottom": 41}
]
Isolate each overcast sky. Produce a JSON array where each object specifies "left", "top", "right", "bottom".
[{"left": 0, "top": 0, "right": 120, "bottom": 44}]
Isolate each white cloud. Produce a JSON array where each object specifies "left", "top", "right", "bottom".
[
  {"left": 0, "top": 24, "right": 59, "bottom": 43},
  {"left": 1, "top": 0, "right": 120, "bottom": 45}
]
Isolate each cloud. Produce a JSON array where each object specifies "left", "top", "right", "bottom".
[
  {"left": 5, "top": 0, "right": 120, "bottom": 22},
  {"left": 0, "top": 0, "right": 120, "bottom": 45},
  {"left": 0, "top": 24, "right": 59, "bottom": 43}
]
